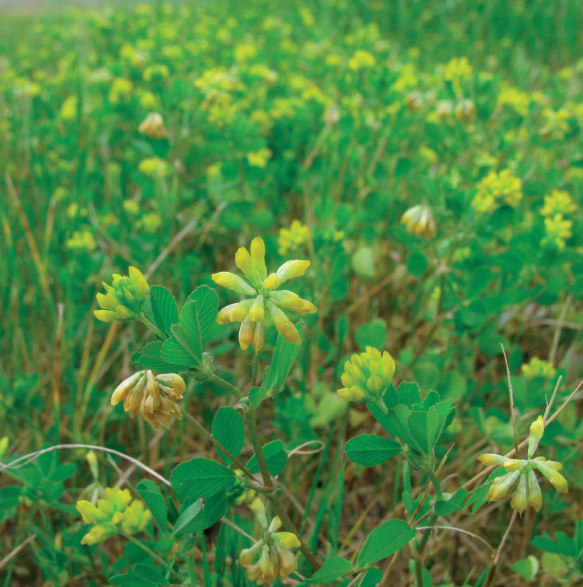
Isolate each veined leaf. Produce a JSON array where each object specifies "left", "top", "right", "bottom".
[
  {"left": 171, "top": 457, "right": 235, "bottom": 500},
  {"left": 345, "top": 434, "right": 402, "bottom": 466},
  {"left": 212, "top": 407, "right": 245, "bottom": 466},
  {"left": 149, "top": 285, "right": 178, "bottom": 337},
  {"left": 247, "top": 440, "right": 287, "bottom": 476},
  {"left": 356, "top": 519, "right": 416, "bottom": 566},
  {"left": 310, "top": 557, "right": 354, "bottom": 583},
  {"left": 137, "top": 480, "right": 169, "bottom": 532}
]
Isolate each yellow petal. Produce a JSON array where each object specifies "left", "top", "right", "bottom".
[{"left": 94, "top": 310, "right": 117, "bottom": 323}]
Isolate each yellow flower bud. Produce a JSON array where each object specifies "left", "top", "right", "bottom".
[
  {"left": 262, "top": 273, "right": 280, "bottom": 290},
  {"left": 250, "top": 236, "right": 267, "bottom": 280},
  {"left": 94, "top": 309, "right": 117, "bottom": 322},
  {"left": 272, "top": 532, "right": 301, "bottom": 549},
  {"left": 230, "top": 299, "right": 255, "bottom": 323},
  {"left": 111, "top": 371, "right": 145, "bottom": 405},
  {"left": 477, "top": 454, "right": 508, "bottom": 467},
  {"left": 212, "top": 272, "right": 257, "bottom": 295},
  {"left": 527, "top": 470, "right": 542, "bottom": 512},
  {"left": 528, "top": 415, "right": 544, "bottom": 458},
  {"left": 267, "top": 301, "right": 301, "bottom": 344},
  {"left": 503, "top": 459, "right": 524, "bottom": 472},
  {"left": 217, "top": 303, "right": 238, "bottom": 324},
  {"left": 235, "top": 247, "right": 260, "bottom": 285},
  {"left": 275, "top": 260, "right": 310, "bottom": 284},
  {"left": 249, "top": 295, "right": 265, "bottom": 322},
  {"left": 239, "top": 315, "right": 255, "bottom": 351}
]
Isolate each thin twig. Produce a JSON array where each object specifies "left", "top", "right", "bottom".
[
  {"left": 501, "top": 344, "right": 520, "bottom": 457},
  {"left": 483, "top": 510, "right": 518, "bottom": 587},
  {"left": 0, "top": 534, "right": 37, "bottom": 570},
  {"left": 415, "top": 526, "right": 494, "bottom": 553}
]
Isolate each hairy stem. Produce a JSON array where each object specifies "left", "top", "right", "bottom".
[{"left": 209, "top": 373, "right": 245, "bottom": 400}]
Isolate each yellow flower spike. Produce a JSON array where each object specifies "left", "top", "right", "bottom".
[
  {"left": 217, "top": 303, "right": 238, "bottom": 324},
  {"left": 527, "top": 470, "right": 542, "bottom": 512},
  {"left": 262, "top": 273, "right": 280, "bottom": 290},
  {"left": 266, "top": 301, "right": 301, "bottom": 344},
  {"left": 510, "top": 473, "right": 528, "bottom": 516},
  {"left": 230, "top": 299, "right": 255, "bottom": 323},
  {"left": 275, "top": 260, "right": 311, "bottom": 284},
  {"left": 249, "top": 295, "right": 265, "bottom": 322},
  {"left": 272, "top": 532, "right": 301, "bottom": 549},
  {"left": 528, "top": 416, "right": 544, "bottom": 459},
  {"left": 95, "top": 267, "right": 150, "bottom": 323},
  {"left": 239, "top": 315, "right": 255, "bottom": 350},
  {"left": 212, "top": 272, "right": 257, "bottom": 296},
  {"left": 336, "top": 347, "right": 394, "bottom": 410}
]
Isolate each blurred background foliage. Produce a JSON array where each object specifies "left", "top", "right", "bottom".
[{"left": 1, "top": 0, "right": 583, "bottom": 585}]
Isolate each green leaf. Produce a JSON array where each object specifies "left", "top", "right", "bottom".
[
  {"left": 109, "top": 563, "right": 168, "bottom": 586},
  {"left": 161, "top": 336, "right": 198, "bottom": 368},
  {"left": 178, "top": 492, "right": 228, "bottom": 534},
  {"left": 412, "top": 362, "right": 440, "bottom": 391},
  {"left": 508, "top": 556, "right": 539, "bottom": 582},
  {"left": 267, "top": 328, "right": 303, "bottom": 392},
  {"left": 171, "top": 457, "right": 236, "bottom": 500},
  {"left": 162, "top": 300, "right": 203, "bottom": 368},
  {"left": 360, "top": 567, "right": 383, "bottom": 587},
  {"left": 310, "top": 557, "right": 354, "bottom": 583},
  {"left": 149, "top": 285, "right": 178, "bottom": 337},
  {"left": 407, "top": 251, "right": 427, "bottom": 276},
  {"left": 0, "top": 486, "right": 21, "bottom": 509},
  {"left": 136, "top": 341, "right": 182, "bottom": 372},
  {"left": 187, "top": 285, "right": 219, "bottom": 343},
  {"left": 249, "top": 385, "right": 269, "bottom": 408},
  {"left": 136, "top": 480, "right": 169, "bottom": 533},
  {"left": 354, "top": 319, "right": 387, "bottom": 351},
  {"left": 246, "top": 440, "right": 287, "bottom": 476},
  {"left": 351, "top": 247, "right": 376, "bottom": 278},
  {"left": 49, "top": 463, "right": 77, "bottom": 482},
  {"left": 356, "top": 519, "right": 416, "bottom": 566},
  {"left": 434, "top": 488, "right": 467, "bottom": 516},
  {"left": 172, "top": 499, "right": 203, "bottom": 537},
  {"left": 396, "top": 381, "right": 421, "bottom": 407},
  {"left": 345, "top": 434, "right": 402, "bottom": 466},
  {"left": 212, "top": 407, "right": 245, "bottom": 466}
]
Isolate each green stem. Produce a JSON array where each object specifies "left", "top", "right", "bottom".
[
  {"left": 139, "top": 316, "right": 166, "bottom": 340},
  {"left": 209, "top": 373, "right": 245, "bottom": 400},
  {"left": 414, "top": 512, "right": 438, "bottom": 587},
  {"left": 426, "top": 470, "right": 444, "bottom": 501},
  {"left": 251, "top": 352, "right": 259, "bottom": 387},
  {"left": 176, "top": 403, "right": 269, "bottom": 487},
  {"left": 244, "top": 406, "right": 321, "bottom": 571},
  {"left": 122, "top": 533, "right": 183, "bottom": 582}
]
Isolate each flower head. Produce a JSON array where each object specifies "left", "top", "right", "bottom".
[
  {"left": 337, "top": 347, "right": 395, "bottom": 412},
  {"left": 76, "top": 487, "right": 150, "bottom": 545},
  {"left": 240, "top": 506, "right": 301, "bottom": 585},
  {"left": 278, "top": 220, "right": 310, "bottom": 256},
  {"left": 212, "top": 237, "right": 316, "bottom": 350},
  {"left": 472, "top": 169, "right": 522, "bottom": 214},
  {"left": 477, "top": 416, "right": 568, "bottom": 516},
  {"left": 110, "top": 370, "right": 184, "bottom": 431},
  {"left": 138, "top": 112, "right": 167, "bottom": 139},
  {"left": 521, "top": 357, "right": 557, "bottom": 380},
  {"left": 401, "top": 205, "right": 436, "bottom": 238},
  {"left": 540, "top": 189, "right": 576, "bottom": 217},
  {"left": 95, "top": 266, "right": 150, "bottom": 323},
  {"left": 542, "top": 213, "right": 573, "bottom": 250}
]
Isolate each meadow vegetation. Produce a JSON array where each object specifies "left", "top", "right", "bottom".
[{"left": 1, "top": 1, "right": 583, "bottom": 586}]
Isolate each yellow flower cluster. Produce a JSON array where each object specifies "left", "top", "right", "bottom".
[
  {"left": 497, "top": 86, "right": 531, "bottom": 116},
  {"left": 240, "top": 499, "right": 301, "bottom": 585},
  {"left": 472, "top": 169, "right": 522, "bottom": 214},
  {"left": 542, "top": 214, "right": 573, "bottom": 250},
  {"left": 278, "top": 220, "right": 311, "bottom": 255},
  {"left": 477, "top": 416, "right": 568, "bottom": 516},
  {"left": 66, "top": 229, "right": 96, "bottom": 253},
  {"left": 443, "top": 56, "right": 472, "bottom": 82},
  {"left": 111, "top": 371, "right": 185, "bottom": 431},
  {"left": 95, "top": 266, "right": 150, "bottom": 323},
  {"left": 540, "top": 189, "right": 576, "bottom": 217},
  {"left": 337, "top": 347, "right": 395, "bottom": 412},
  {"left": 246, "top": 147, "right": 272, "bottom": 168},
  {"left": 348, "top": 49, "right": 376, "bottom": 71},
  {"left": 213, "top": 237, "right": 316, "bottom": 350},
  {"left": 521, "top": 357, "right": 557, "bottom": 380},
  {"left": 76, "top": 487, "right": 151, "bottom": 545},
  {"left": 138, "top": 157, "right": 172, "bottom": 178}
]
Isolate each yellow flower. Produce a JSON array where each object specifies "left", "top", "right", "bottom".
[
  {"left": 542, "top": 214, "right": 573, "bottom": 250},
  {"left": 401, "top": 205, "right": 436, "bottom": 238},
  {"left": 66, "top": 230, "right": 96, "bottom": 253},
  {"left": 246, "top": 148, "right": 272, "bottom": 168},
  {"left": 472, "top": 169, "right": 522, "bottom": 214},
  {"left": 278, "top": 220, "right": 311, "bottom": 255},
  {"left": 348, "top": 49, "right": 376, "bottom": 71},
  {"left": 477, "top": 416, "right": 568, "bottom": 516},
  {"left": 540, "top": 189, "right": 576, "bottom": 217},
  {"left": 521, "top": 357, "right": 557, "bottom": 380},
  {"left": 497, "top": 86, "right": 530, "bottom": 116},
  {"left": 76, "top": 487, "right": 150, "bottom": 545},
  {"left": 60, "top": 95, "right": 77, "bottom": 121},
  {"left": 139, "top": 157, "right": 172, "bottom": 178},
  {"left": 138, "top": 112, "right": 167, "bottom": 139},
  {"left": 95, "top": 267, "right": 150, "bottom": 323},
  {"left": 443, "top": 56, "right": 472, "bottom": 82},
  {"left": 212, "top": 237, "right": 316, "bottom": 350},
  {"left": 337, "top": 347, "right": 395, "bottom": 412}
]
